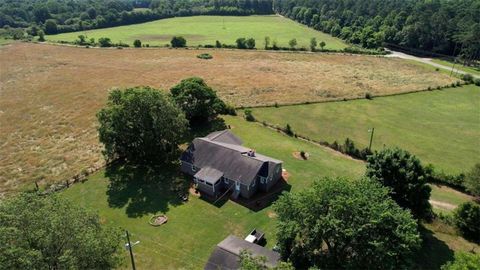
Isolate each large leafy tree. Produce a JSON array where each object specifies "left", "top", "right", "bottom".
[
  {"left": 170, "top": 77, "right": 226, "bottom": 123},
  {"left": 273, "top": 177, "right": 421, "bottom": 269},
  {"left": 0, "top": 193, "right": 123, "bottom": 269},
  {"left": 366, "top": 148, "right": 432, "bottom": 219},
  {"left": 97, "top": 86, "right": 188, "bottom": 164}
]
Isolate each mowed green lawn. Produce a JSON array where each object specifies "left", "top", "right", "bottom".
[
  {"left": 47, "top": 15, "right": 347, "bottom": 49},
  {"left": 61, "top": 115, "right": 364, "bottom": 269},
  {"left": 249, "top": 85, "right": 480, "bottom": 174}
]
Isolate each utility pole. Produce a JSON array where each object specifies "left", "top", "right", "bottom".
[
  {"left": 126, "top": 230, "right": 136, "bottom": 270},
  {"left": 368, "top": 128, "right": 375, "bottom": 152}
]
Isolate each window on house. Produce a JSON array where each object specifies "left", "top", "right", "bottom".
[
  {"left": 251, "top": 180, "right": 256, "bottom": 187},
  {"left": 191, "top": 165, "right": 197, "bottom": 172},
  {"left": 224, "top": 178, "right": 229, "bottom": 184},
  {"left": 206, "top": 182, "right": 213, "bottom": 186}
]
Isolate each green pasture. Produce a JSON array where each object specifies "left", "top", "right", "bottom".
[
  {"left": 47, "top": 15, "right": 347, "bottom": 49},
  {"left": 248, "top": 85, "right": 480, "bottom": 174}
]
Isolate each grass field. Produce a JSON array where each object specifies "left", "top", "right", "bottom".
[
  {"left": 0, "top": 43, "right": 456, "bottom": 193},
  {"left": 248, "top": 85, "right": 480, "bottom": 173},
  {"left": 431, "top": 59, "right": 480, "bottom": 77},
  {"left": 60, "top": 115, "right": 478, "bottom": 269},
  {"left": 61, "top": 115, "right": 365, "bottom": 269},
  {"left": 47, "top": 15, "right": 347, "bottom": 49},
  {"left": 429, "top": 184, "right": 474, "bottom": 214}
]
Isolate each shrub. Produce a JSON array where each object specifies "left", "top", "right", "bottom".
[
  {"left": 171, "top": 36, "right": 186, "bottom": 48},
  {"left": 461, "top": 74, "right": 474, "bottom": 83},
  {"left": 474, "top": 78, "right": 480, "bottom": 86},
  {"left": 236, "top": 37, "right": 247, "bottom": 49},
  {"left": 435, "top": 68, "right": 440, "bottom": 71},
  {"left": 98, "top": 37, "right": 112, "bottom": 47},
  {"left": 196, "top": 53, "right": 213, "bottom": 60},
  {"left": 300, "top": 150, "right": 307, "bottom": 159},
  {"left": 37, "top": 30, "right": 45, "bottom": 42},
  {"left": 246, "top": 38, "right": 255, "bottom": 49},
  {"left": 365, "top": 92, "right": 373, "bottom": 99},
  {"left": 133, "top": 39, "right": 142, "bottom": 48},
  {"left": 465, "top": 163, "right": 480, "bottom": 197},
  {"left": 288, "top": 38, "right": 297, "bottom": 49},
  {"left": 215, "top": 40, "right": 221, "bottom": 48},
  {"left": 285, "top": 124, "right": 294, "bottom": 136},
  {"left": 274, "top": 102, "right": 279, "bottom": 108},
  {"left": 454, "top": 202, "right": 480, "bottom": 243},
  {"left": 223, "top": 104, "right": 237, "bottom": 116},
  {"left": 244, "top": 109, "right": 255, "bottom": 122},
  {"left": 272, "top": 40, "right": 279, "bottom": 50}
]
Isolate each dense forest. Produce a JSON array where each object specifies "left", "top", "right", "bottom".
[
  {"left": 0, "top": 0, "right": 273, "bottom": 34},
  {"left": 273, "top": 0, "right": 480, "bottom": 61}
]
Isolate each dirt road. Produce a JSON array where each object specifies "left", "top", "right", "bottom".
[{"left": 386, "top": 49, "right": 480, "bottom": 79}]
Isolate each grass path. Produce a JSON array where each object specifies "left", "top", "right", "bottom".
[
  {"left": 249, "top": 85, "right": 480, "bottom": 173},
  {"left": 47, "top": 15, "right": 347, "bottom": 49}
]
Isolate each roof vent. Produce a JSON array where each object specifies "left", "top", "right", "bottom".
[{"left": 247, "top": 149, "right": 256, "bottom": 157}]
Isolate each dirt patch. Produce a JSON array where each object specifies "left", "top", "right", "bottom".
[
  {"left": 0, "top": 43, "right": 455, "bottom": 192},
  {"left": 292, "top": 151, "right": 309, "bottom": 160},
  {"left": 189, "top": 187, "right": 200, "bottom": 197},
  {"left": 430, "top": 199, "right": 457, "bottom": 211},
  {"left": 267, "top": 211, "right": 277, "bottom": 219}
]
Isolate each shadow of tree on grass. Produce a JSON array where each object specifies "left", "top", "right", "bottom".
[
  {"left": 105, "top": 162, "right": 189, "bottom": 218},
  {"left": 414, "top": 225, "right": 455, "bottom": 269}
]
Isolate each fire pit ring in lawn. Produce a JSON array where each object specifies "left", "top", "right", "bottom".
[{"left": 149, "top": 215, "right": 168, "bottom": 226}]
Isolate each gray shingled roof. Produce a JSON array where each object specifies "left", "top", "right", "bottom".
[
  {"left": 204, "top": 235, "right": 281, "bottom": 270},
  {"left": 181, "top": 130, "right": 282, "bottom": 186},
  {"left": 207, "top": 130, "right": 243, "bottom": 145}
]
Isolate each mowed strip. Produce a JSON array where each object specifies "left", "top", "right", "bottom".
[
  {"left": 0, "top": 43, "right": 455, "bottom": 192},
  {"left": 248, "top": 86, "right": 480, "bottom": 173},
  {"left": 47, "top": 15, "right": 347, "bottom": 49}
]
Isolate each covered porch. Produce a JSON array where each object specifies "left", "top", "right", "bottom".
[{"left": 193, "top": 167, "right": 224, "bottom": 197}]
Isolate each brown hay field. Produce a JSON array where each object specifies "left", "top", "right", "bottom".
[{"left": 0, "top": 42, "right": 455, "bottom": 193}]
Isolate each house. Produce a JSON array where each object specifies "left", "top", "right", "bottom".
[
  {"left": 180, "top": 130, "right": 283, "bottom": 199},
  {"left": 204, "top": 235, "right": 281, "bottom": 270}
]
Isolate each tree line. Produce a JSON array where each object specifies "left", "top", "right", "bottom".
[
  {"left": 273, "top": 0, "right": 480, "bottom": 64},
  {"left": 0, "top": 0, "right": 273, "bottom": 35}
]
